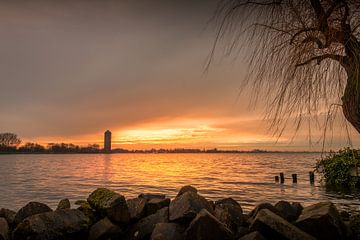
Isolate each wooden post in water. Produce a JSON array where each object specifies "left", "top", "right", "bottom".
[
  {"left": 309, "top": 171, "right": 315, "bottom": 184},
  {"left": 292, "top": 174, "right": 297, "bottom": 183},
  {"left": 275, "top": 176, "right": 279, "bottom": 182},
  {"left": 280, "top": 172, "right": 285, "bottom": 183}
]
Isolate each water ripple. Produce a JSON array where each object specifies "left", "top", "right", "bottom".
[{"left": 0, "top": 153, "right": 359, "bottom": 213}]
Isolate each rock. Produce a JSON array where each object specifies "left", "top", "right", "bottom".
[
  {"left": 248, "top": 203, "right": 282, "bottom": 222},
  {"left": 215, "top": 198, "right": 241, "bottom": 208},
  {"left": 343, "top": 220, "right": 353, "bottom": 240},
  {"left": 12, "top": 209, "right": 89, "bottom": 240},
  {"left": 340, "top": 210, "right": 350, "bottom": 221},
  {"left": 250, "top": 209, "right": 315, "bottom": 240},
  {"left": 184, "top": 209, "right": 233, "bottom": 240},
  {"left": 150, "top": 223, "right": 184, "bottom": 240},
  {"left": 295, "top": 202, "right": 345, "bottom": 240},
  {"left": 0, "top": 218, "right": 9, "bottom": 240},
  {"left": 75, "top": 200, "right": 88, "bottom": 206},
  {"left": 214, "top": 201, "right": 243, "bottom": 234},
  {"left": 138, "top": 193, "right": 166, "bottom": 200},
  {"left": 76, "top": 201, "right": 96, "bottom": 225},
  {"left": 242, "top": 212, "right": 250, "bottom": 222},
  {"left": 239, "top": 231, "right": 266, "bottom": 240},
  {"left": 0, "top": 209, "right": 15, "bottom": 226},
  {"left": 125, "top": 207, "right": 169, "bottom": 240},
  {"left": 236, "top": 226, "right": 250, "bottom": 238},
  {"left": 349, "top": 213, "right": 360, "bottom": 240},
  {"left": 14, "top": 202, "right": 52, "bottom": 225},
  {"left": 87, "top": 188, "right": 130, "bottom": 224},
  {"left": 127, "top": 198, "right": 147, "bottom": 220},
  {"left": 169, "top": 191, "right": 213, "bottom": 224},
  {"left": 208, "top": 200, "right": 215, "bottom": 210},
  {"left": 57, "top": 198, "right": 71, "bottom": 210},
  {"left": 275, "top": 201, "right": 301, "bottom": 222},
  {"left": 291, "top": 202, "right": 303, "bottom": 216},
  {"left": 88, "top": 217, "right": 123, "bottom": 240},
  {"left": 146, "top": 198, "right": 171, "bottom": 216},
  {"left": 177, "top": 185, "right": 197, "bottom": 197}
]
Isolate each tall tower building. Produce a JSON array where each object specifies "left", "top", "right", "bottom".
[{"left": 104, "top": 130, "right": 112, "bottom": 152}]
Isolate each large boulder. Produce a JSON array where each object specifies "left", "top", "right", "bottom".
[
  {"left": 239, "top": 231, "right": 266, "bottom": 240},
  {"left": 184, "top": 209, "right": 233, "bottom": 240},
  {"left": 275, "top": 201, "right": 301, "bottom": 222},
  {"left": 12, "top": 209, "right": 89, "bottom": 240},
  {"left": 169, "top": 191, "right": 213, "bottom": 224},
  {"left": 0, "top": 209, "right": 15, "bottom": 227},
  {"left": 0, "top": 218, "right": 9, "bottom": 240},
  {"left": 295, "top": 202, "right": 345, "bottom": 240},
  {"left": 248, "top": 203, "right": 282, "bottom": 222},
  {"left": 150, "top": 223, "right": 184, "bottom": 240},
  {"left": 177, "top": 185, "right": 198, "bottom": 197},
  {"left": 349, "top": 213, "right": 360, "bottom": 240},
  {"left": 214, "top": 198, "right": 243, "bottom": 234},
  {"left": 57, "top": 199, "right": 71, "bottom": 210},
  {"left": 146, "top": 198, "right": 171, "bottom": 216},
  {"left": 125, "top": 207, "right": 169, "bottom": 240},
  {"left": 14, "top": 202, "right": 52, "bottom": 226},
  {"left": 127, "top": 198, "right": 147, "bottom": 221},
  {"left": 250, "top": 209, "right": 315, "bottom": 240},
  {"left": 87, "top": 188, "right": 130, "bottom": 224},
  {"left": 88, "top": 217, "right": 123, "bottom": 240}
]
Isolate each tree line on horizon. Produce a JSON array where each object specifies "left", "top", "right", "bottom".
[
  {"left": 0, "top": 132, "right": 101, "bottom": 153},
  {"left": 0, "top": 132, "right": 319, "bottom": 154}
]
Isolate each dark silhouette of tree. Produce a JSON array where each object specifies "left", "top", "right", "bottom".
[
  {"left": 47, "top": 143, "right": 79, "bottom": 153},
  {"left": 80, "top": 144, "right": 100, "bottom": 153},
  {"left": 0, "top": 133, "right": 21, "bottom": 151},
  {"left": 46, "top": 143, "right": 100, "bottom": 153},
  {"left": 18, "top": 142, "right": 45, "bottom": 153},
  {"left": 210, "top": 0, "right": 360, "bottom": 140}
]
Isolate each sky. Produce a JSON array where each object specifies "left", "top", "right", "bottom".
[{"left": 0, "top": 0, "right": 359, "bottom": 151}]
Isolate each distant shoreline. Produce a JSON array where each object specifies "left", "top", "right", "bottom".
[{"left": 0, "top": 151, "right": 324, "bottom": 155}]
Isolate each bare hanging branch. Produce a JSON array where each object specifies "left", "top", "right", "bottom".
[{"left": 210, "top": 0, "right": 360, "bottom": 142}]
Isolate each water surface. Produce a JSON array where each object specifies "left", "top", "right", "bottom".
[{"left": 0, "top": 153, "right": 359, "bottom": 212}]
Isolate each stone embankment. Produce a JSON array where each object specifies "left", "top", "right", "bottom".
[{"left": 0, "top": 186, "right": 359, "bottom": 240}]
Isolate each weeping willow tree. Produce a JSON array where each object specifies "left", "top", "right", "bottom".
[{"left": 210, "top": 0, "right": 360, "bottom": 142}]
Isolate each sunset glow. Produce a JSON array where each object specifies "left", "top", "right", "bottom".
[
  {"left": 0, "top": 0, "right": 359, "bottom": 151},
  {"left": 117, "top": 126, "right": 220, "bottom": 144}
]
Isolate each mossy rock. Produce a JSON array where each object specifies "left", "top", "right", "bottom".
[
  {"left": 75, "top": 200, "right": 97, "bottom": 225},
  {"left": 75, "top": 200, "right": 88, "bottom": 206},
  {"left": 87, "top": 188, "right": 118, "bottom": 210},
  {"left": 56, "top": 198, "right": 71, "bottom": 210},
  {"left": 87, "top": 188, "right": 130, "bottom": 224}
]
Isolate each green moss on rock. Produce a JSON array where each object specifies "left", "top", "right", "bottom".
[
  {"left": 87, "top": 188, "right": 130, "bottom": 224},
  {"left": 87, "top": 188, "right": 117, "bottom": 210}
]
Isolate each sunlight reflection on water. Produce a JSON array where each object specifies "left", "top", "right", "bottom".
[{"left": 0, "top": 153, "right": 359, "bottom": 212}]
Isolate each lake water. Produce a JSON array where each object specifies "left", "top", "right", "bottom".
[{"left": 0, "top": 153, "right": 359, "bottom": 213}]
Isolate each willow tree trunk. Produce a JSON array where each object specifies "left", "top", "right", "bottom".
[
  {"left": 342, "top": 38, "right": 360, "bottom": 134},
  {"left": 342, "top": 73, "right": 360, "bottom": 133}
]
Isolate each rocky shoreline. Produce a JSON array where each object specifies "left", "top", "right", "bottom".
[{"left": 0, "top": 186, "right": 359, "bottom": 240}]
